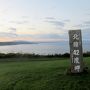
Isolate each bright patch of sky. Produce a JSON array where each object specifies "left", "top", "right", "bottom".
[{"left": 0, "top": 0, "right": 90, "bottom": 41}]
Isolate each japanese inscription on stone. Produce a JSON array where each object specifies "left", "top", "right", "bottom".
[{"left": 69, "top": 30, "right": 83, "bottom": 73}]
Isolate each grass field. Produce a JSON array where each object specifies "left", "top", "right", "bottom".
[{"left": 0, "top": 57, "right": 90, "bottom": 90}]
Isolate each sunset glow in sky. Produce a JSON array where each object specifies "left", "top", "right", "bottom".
[{"left": 0, "top": 0, "right": 90, "bottom": 42}]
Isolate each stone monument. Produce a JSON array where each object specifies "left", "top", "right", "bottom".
[{"left": 69, "top": 30, "right": 83, "bottom": 73}]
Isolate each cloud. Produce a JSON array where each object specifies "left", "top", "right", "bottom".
[
  {"left": 45, "top": 17, "right": 70, "bottom": 22},
  {"left": 36, "top": 34, "right": 61, "bottom": 39},
  {"left": 84, "top": 21, "right": 90, "bottom": 25},
  {"left": 81, "top": 28, "right": 90, "bottom": 40},
  {"left": 22, "top": 16, "right": 29, "bottom": 19},
  {"left": 9, "top": 27, "right": 17, "bottom": 31},
  {"left": 28, "top": 27, "right": 36, "bottom": 30},
  {"left": 0, "top": 32, "right": 18, "bottom": 37},
  {"left": 82, "top": 28, "right": 90, "bottom": 33},
  {"left": 10, "top": 20, "right": 29, "bottom": 24},
  {"left": 87, "top": 13, "right": 90, "bottom": 16},
  {"left": 18, "top": 34, "right": 33, "bottom": 37},
  {"left": 8, "top": 27, "right": 17, "bottom": 36},
  {"left": 0, "top": 27, "right": 18, "bottom": 38},
  {"left": 44, "top": 17, "right": 66, "bottom": 27},
  {"left": 74, "top": 24, "right": 83, "bottom": 28},
  {"left": 46, "top": 20, "right": 65, "bottom": 27},
  {"left": 73, "top": 20, "right": 90, "bottom": 28},
  {"left": 45, "top": 17, "right": 55, "bottom": 20},
  {"left": 63, "top": 19, "right": 70, "bottom": 22},
  {"left": 18, "top": 33, "right": 68, "bottom": 40}
]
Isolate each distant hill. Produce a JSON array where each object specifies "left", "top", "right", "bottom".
[{"left": 0, "top": 41, "right": 38, "bottom": 46}]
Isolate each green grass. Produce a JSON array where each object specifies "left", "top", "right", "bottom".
[{"left": 0, "top": 57, "right": 89, "bottom": 90}]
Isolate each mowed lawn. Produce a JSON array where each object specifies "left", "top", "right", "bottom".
[{"left": 0, "top": 57, "right": 90, "bottom": 90}]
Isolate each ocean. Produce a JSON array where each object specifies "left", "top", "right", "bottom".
[{"left": 0, "top": 41, "right": 89, "bottom": 55}]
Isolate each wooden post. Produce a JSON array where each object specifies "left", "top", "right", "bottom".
[{"left": 69, "top": 30, "right": 83, "bottom": 73}]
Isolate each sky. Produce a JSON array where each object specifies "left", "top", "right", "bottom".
[{"left": 0, "top": 0, "right": 90, "bottom": 42}]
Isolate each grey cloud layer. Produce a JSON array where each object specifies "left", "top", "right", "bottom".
[
  {"left": 10, "top": 20, "right": 29, "bottom": 24},
  {"left": 0, "top": 32, "right": 17, "bottom": 37},
  {"left": 9, "top": 27, "right": 17, "bottom": 32},
  {"left": 45, "top": 17, "right": 64, "bottom": 27},
  {"left": 45, "top": 17, "right": 70, "bottom": 28},
  {"left": 74, "top": 20, "right": 90, "bottom": 28},
  {"left": 18, "top": 33, "right": 68, "bottom": 40},
  {"left": 46, "top": 20, "right": 65, "bottom": 27},
  {"left": 0, "top": 27, "right": 17, "bottom": 37}
]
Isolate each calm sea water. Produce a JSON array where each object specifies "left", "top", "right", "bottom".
[{"left": 0, "top": 42, "right": 89, "bottom": 55}]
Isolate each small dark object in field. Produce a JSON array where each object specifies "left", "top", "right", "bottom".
[
  {"left": 83, "top": 66, "right": 88, "bottom": 74},
  {"left": 65, "top": 67, "right": 71, "bottom": 75}
]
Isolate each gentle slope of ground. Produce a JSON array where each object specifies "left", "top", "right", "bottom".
[{"left": 0, "top": 57, "right": 89, "bottom": 90}]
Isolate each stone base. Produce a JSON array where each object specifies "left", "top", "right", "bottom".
[{"left": 66, "top": 66, "right": 88, "bottom": 75}]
